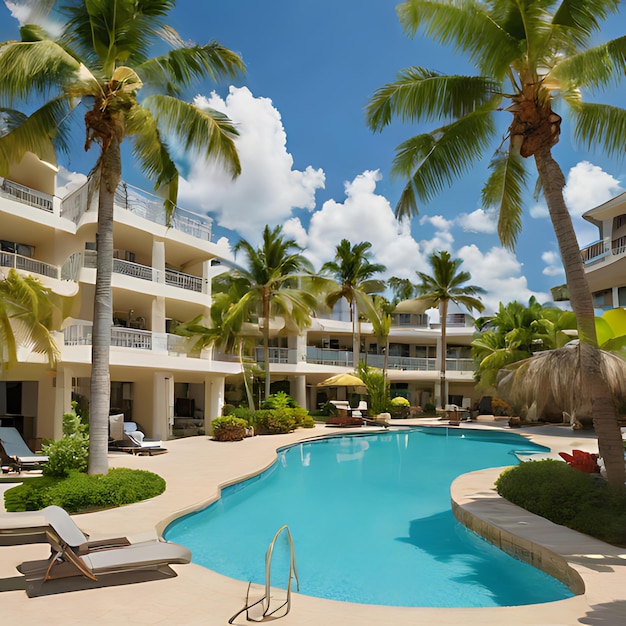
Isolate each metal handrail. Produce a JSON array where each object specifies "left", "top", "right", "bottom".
[{"left": 228, "top": 525, "right": 299, "bottom": 623}]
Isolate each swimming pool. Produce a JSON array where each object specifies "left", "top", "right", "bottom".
[{"left": 165, "top": 427, "right": 574, "bottom": 607}]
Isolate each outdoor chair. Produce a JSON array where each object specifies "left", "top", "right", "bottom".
[
  {"left": 0, "top": 426, "right": 48, "bottom": 471},
  {"left": 14, "top": 505, "right": 191, "bottom": 596}
]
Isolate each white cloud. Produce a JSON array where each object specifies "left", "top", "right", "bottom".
[
  {"left": 418, "top": 214, "right": 454, "bottom": 254},
  {"left": 302, "top": 170, "right": 427, "bottom": 277},
  {"left": 457, "top": 208, "right": 497, "bottom": 234},
  {"left": 178, "top": 86, "right": 325, "bottom": 243},
  {"left": 456, "top": 244, "right": 551, "bottom": 313},
  {"left": 529, "top": 160, "right": 624, "bottom": 246},
  {"left": 541, "top": 250, "right": 564, "bottom": 277},
  {"left": 5, "top": 1, "right": 63, "bottom": 35}
]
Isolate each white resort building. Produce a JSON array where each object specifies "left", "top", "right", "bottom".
[
  {"left": 1, "top": 154, "right": 478, "bottom": 449},
  {"left": 578, "top": 191, "right": 626, "bottom": 312}
]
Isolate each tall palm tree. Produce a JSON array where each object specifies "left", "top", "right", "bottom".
[
  {"left": 321, "top": 240, "right": 386, "bottom": 365},
  {"left": 225, "top": 225, "right": 318, "bottom": 401},
  {"left": 369, "top": 295, "right": 394, "bottom": 392},
  {"left": 366, "top": 0, "right": 626, "bottom": 483},
  {"left": 0, "top": 269, "right": 66, "bottom": 371},
  {"left": 413, "top": 251, "right": 485, "bottom": 408},
  {"left": 0, "top": 1, "right": 244, "bottom": 474}
]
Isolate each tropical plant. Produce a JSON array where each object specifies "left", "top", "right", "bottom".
[
  {"left": 388, "top": 276, "right": 417, "bottom": 304},
  {"left": 366, "top": 0, "right": 626, "bottom": 484},
  {"left": 356, "top": 362, "right": 389, "bottom": 415},
  {"left": 0, "top": 269, "right": 67, "bottom": 370},
  {"left": 321, "top": 239, "right": 386, "bottom": 365},
  {"left": 42, "top": 402, "right": 89, "bottom": 477},
  {"left": 225, "top": 225, "right": 318, "bottom": 400},
  {"left": 0, "top": 1, "right": 245, "bottom": 474},
  {"left": 369, "top": 295, "right": 394, "bottom": 389},
  {"left": 472, "top": 297, "right": 577, "bottom": 390},
  {"left": 412, "top": 250, "right": 484, "bottom": 407}
]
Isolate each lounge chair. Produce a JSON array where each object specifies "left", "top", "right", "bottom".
[
  {"left": 16, "top": 506, "right": 191, "bottom": 595},
  {"left": 0, "top": 426, "right": 48, "bottom": 471},
  {"left": 108, "top": 415, "right": 168, "bottom": 456},
  {"left": 0, "top": 505, "right": 128, "bottom": 548}
]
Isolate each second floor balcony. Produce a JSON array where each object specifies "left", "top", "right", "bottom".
[
  {"left": 581, "top": 235, "right": 626, "bottom": 266},
  {"left": 0, "top": 249, "right": 59, "bottom": 279}
]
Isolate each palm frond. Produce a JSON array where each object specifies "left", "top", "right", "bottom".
[
  {"left": 391, "top": 109, "right": 496, "bottom": 216},
  {"left": 552, "top": 35, "right": 626, "bottom": 90},
  {"left": 138, "top": 43, "right": 245, "bottom": 97},
  {"left": 366, "top": 68, "right": 499, "bottom": 131},
  {"left": 482, "top": 147, "right": 528, "bottom": 250},
  {"left": 0, "top": 99, "right": 73, "bottom": 175},
  {"left": 142, "top": 94, "right": 241, "bottom": 178},
  {"left": 397, "top": 0, "right": 522, "bottom": 78},
  {"left": 553, "top": 0, "right": 620, "bottom": 40},
  {"left": 0, "top": 40, "right": 81, "bottom": 102},
  {"left": 572, "top": 102, "right": 626, "bottom": 158}
]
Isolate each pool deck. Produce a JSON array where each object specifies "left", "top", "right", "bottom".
[{"left": 2, "top": 420, "right": 626, "bottom": 625}]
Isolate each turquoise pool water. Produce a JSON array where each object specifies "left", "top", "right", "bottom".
[{"left": 165, "top": 428, "right": 574, "bottom": 607}]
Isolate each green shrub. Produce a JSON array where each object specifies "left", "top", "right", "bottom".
[
  {"left": 212, "top": 416, "right": 249, "bottom": 441},
  {"left": 261, "top": 391, "right": 298, "bottom": 409},
  {"left": 42, "top": 402, "right": 89, "bottom": 477},
  {"left": 253, "top": 408, "right": 297, "bottom": 434},
  {"left": 424, "top": 402, "right": 436, "bottom": 414},
  {"left": 3, "top": 468, "right": 165, "bottom": 513},
  {"left": 222, "top": 404, "right": 236, "bottom": 416},
  {"left": 496, "top": 460, "right": 626, "bottom": 546}
]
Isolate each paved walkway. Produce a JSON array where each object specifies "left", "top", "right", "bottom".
[{"left": 1, "top": 421, "right": 625, "bottom": 625}]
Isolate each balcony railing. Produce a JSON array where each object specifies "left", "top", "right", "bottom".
[
  {"left": 165, "top": 268, "right": 203, "bottom": 292},
  {"left": 82, "top": 250, "right": 203, "bottom": 292},
  {"left": 1, "top": 178, "right": 53, "bottom": 212},
  {"left": 255, "top": 347, "right": 294, "bottom": 363},
  {"left": 581, "top": 238, "right": 610, "bottom": 264},
  {"left": 0, "top": 251, "right": 59, "bottom": 279},
  {"left": 115, "top": 183, "right": 212, "bottom": 241},
  {"left": 64, "top": 324, "right": 189, "bottom": 355}
]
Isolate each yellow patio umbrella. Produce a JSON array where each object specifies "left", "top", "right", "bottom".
[{"left": 318, "top": 373, "right": 366, "bottom": 387}]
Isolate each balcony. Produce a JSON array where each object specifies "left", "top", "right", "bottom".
[
  {"left": 1, "top": 178, "right": 53, "bottom": 212},
  {"left": 58, "top": 180, "right": 212, "bottom": 242},
  {"left": 0, "top": 250, "right": 59, "bottom": 279},
  {"left": 82, "top": 250, "right": 204, "bottom": 293},
  {"left": 581, "top": 235, "right": 626, "bottom": 266}
]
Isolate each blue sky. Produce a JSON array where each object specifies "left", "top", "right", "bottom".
[{"left": 2, "top": 0, "right": 625, "bottom": 313}]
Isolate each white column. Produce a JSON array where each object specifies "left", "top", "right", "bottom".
[
  {"left": 292, "top": 375, "right": 307, "bottom": 409},
  {"left": 152, "top": 239, "right": 165, "bottom": 284},
  {"left": 207, "top": 376, "right": 225, "bottom": 426},
  {"left": 153, "top": 372, "right": 174, "bottom": 439}
]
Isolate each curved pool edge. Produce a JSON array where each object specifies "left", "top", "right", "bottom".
[
  {"left": 450, "top": 467, "right": 586, "bottom": 595},
  {"left": 156, "top": 426, "right": 626, "bottom": 623}
]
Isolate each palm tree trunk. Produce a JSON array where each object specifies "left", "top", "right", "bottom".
[
  {"left": 438, "top": 299, "right": 448, "bottom": 409},
  {"left": 263, "top": 286, "right": 271, "bottom": 400},
  {"left": 536, "top": 149, "right": 624, "bottom": 485},
  {"left": 88, "top": 138, "right": 121, "bottom": 475}
]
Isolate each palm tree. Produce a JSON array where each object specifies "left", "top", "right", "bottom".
[
  {"left": 0, "top": 1, "right": 244, "bottom": 474},
  {"left": 321, "top": 240, "right": 386, "bottom": 365},
  {"left": 388, "top": 276, "right": 417, "bottom": 305},
  {"left": 0, "top": 269, "right": 66, "bottom": 371},
  {"left": 412, "top": 251, "right": 485, "bottom": 408},
  {"left": 366, "top": 0, "right": 626, "bottom": 484},
  {"left": 224, "top": 225, "right": 318, "bottom": 401},
  {"left": 472, "top": 298, "right": 576, "bottom": 391},
  {"left": 369, "top": 295, "right": 394, "bottom": 390}
]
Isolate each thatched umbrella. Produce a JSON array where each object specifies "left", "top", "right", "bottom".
[{"left": 497, "top": 341, "right": 626, "bottom": 481}]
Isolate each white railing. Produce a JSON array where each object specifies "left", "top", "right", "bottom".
[
  {"left": 0, "top": 251, "right": 58, "bottom": 278},
  {"left": 0, "top": 178, "right": 53, "bottom": 212},
  {"left": 111, "top": 327, "right": 152, "bottom": 349},
  {"left": 113, "top": 258, "right": 159, "bottom": 282},
  {"left": 115, "top": 182, "right": 212, "bottom": 241},
  {"left": 581, "top": 238, "right": 611, "bottom": 265},
  {"left": 165, "top": 268, "right": 203, "bottom": 292},
  {"left": 306, "top": 347, "right": 354, "bottom": 367}
]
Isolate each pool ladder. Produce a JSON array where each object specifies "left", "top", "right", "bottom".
[{"left": 228, "top": 525, "right": 299, "bottom": 623}]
